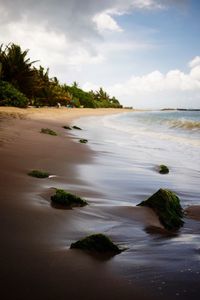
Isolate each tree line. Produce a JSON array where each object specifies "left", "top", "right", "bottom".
[{"left": 0, "top": 43, "right": 122, "bottom": 108}]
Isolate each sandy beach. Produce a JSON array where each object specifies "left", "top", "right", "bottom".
[
  {"left": 0, "top": 107, "right": 155, "bottom": 300},
  {"left": 1, "top": 107, "right": 200, "bottom": 300},
  {"left": 1, "top": 2, "right": 199, "bottom": 299}
]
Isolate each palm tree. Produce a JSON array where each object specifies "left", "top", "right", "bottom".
[
  {"left": 0, "top": 43, "right": 37, "bottom": 97},
  {"left": 72, "top": 81, "right": 79, "bottom": 88},
  {"left": 0, "top": 62, "right": 2, "bottom": 79},
  {"left": 95, "top": 87, "right": 110, "bottom": 101}
]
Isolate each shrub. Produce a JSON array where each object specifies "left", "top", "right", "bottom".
[{"left": 0, "top": 80, "right": 29, "bottom": 108}]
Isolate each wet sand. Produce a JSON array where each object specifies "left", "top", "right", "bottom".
[
  {"left": 185, "top": 206, "right": 200, "bottom": 221},
  {"left": 1, "top": 107, "right": 200, "bottom": 300},
  {"left": 0, "top": 107, "right": 159, "bottom": 300}
]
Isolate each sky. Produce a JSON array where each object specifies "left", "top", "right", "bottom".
[{"left": 0, "top": 0, "right": 200, "bottom": 108}]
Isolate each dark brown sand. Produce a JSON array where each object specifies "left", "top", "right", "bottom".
[
  {"left": 185, "top": 206, "right": 200, "bottom": 221},
  {"left": 0, "top": 107, "right": 161, "bottom": 300}
]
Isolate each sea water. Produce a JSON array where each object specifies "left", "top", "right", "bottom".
[
  {"left": 75, "top": 110, "right": 200, "bottom": 207},
  {"left": 72, "top": 110, "right": 200, "bottom": 299}
]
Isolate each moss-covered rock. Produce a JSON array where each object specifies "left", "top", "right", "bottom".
[
  {"left": 72, "top": 125, "right": 82, "bottom": 130},
  {"left": 51, "top": 189, "right": 88, "bottom": 208},
  {"left": 159, "top": 165, "right": 169, "bottom": 174},
  {"left": 40, "top": 128, "right": 57, "bottom": 136},
  {"left": 70, "top": 233, "right": 122, "bottom": 255},
  {"left": 28, "top": 170, "right": 50, "bottom": 178},
  {"left": 137, "top": 189, "right": 184, "bottom": 231},
  {"left": 63, "top": 125, "right": 72, "bottom": 130},
  {"left": 79, "top": 139, "right": 88, "bottom": 144}
]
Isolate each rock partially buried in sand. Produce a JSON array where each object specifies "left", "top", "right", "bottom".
[
  {"left": 137, "top": 189, "right": 184, "bottom": 231},
  {"left": 40, "top": 128, "right": 57, "bottom": 136},
  {"left": 79, "top": 139, "right": 88, "bottom": 144},
  {"left": 51, "top": 189, "right": 88, "bottom": 208},
  {"left": 28, "top": 169, "right": 50, "bottom": 178},
  {"left": 70, "top": 234, "right": 122, "bottom": 255},
  {"left": 72, "top": 125, "right": 82, "bottom": 130},
  {"left": 159, "top": 165, "right": 169, "bottom": 174},
  {"left": 63, "top": 125, "right": 72, "bottom": 130}
]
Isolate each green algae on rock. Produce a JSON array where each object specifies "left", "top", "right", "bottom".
[
  {"left": 51, "top": 189, "right": 87, "bottom": 208},
  {"left": 79, "top": 139, "right": 88, "bottom": 144},
  {"left": 70, "top": 233, "right": 122, "bottom": 255},
  {"left": 28, "top": 169, "right": 50, "bottom": 178},
  {"left": 159, "top": 165, "right": 169, "bottom": 174},
  {"left": 137, "top": 189, "right": 184, "bottom": 231},
  {"left": 40, "top": 128, "right": 57, "bottom": 136}
]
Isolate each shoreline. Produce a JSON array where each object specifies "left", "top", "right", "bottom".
[
  {"left": 1, "top": 107, "right": 200, "bottom": 300},
  {"left": 0, "top": 107, "right": 151, "bottom": 300}
]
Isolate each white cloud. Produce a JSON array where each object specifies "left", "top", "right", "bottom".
[
  {"left": 92, "top": 0, "right": 165, "bottom": 33},
  {"left": 0, "top": 0, "right": 195, "bottom": 108},
  {"left": 108, "top": 65, "right": 200, "bottom": 95},
  {"left": 129, "top": 0, "right": 165, "bottom": 10},
  {"left": 83, "top": 57, "right": 200, "bottom": 108},
  {"left": 0, "top": 17, "right": 105, "bottom": 74},
  {"left": 0, "top": 0, "right": 166, "bottom": 71},
  {"left": 82, "top": 82, "right": 100, "bottom": 92},
  {"left": 0, "top": 4, "right": 9, "bottom": 19},
  {"left": 106, "top": 0, "right": 165, "bottom": 15},
  {"left": 67, "top": 49, "right": 104, "bottom": 66},
  {"left": 93, "top": 13, "right": 123, "bottom": 32},
  {"left": 189, "top": 56, "right": 200, "bottom": 68},
  {"left": 100, "top": 40, "right": 155, "bottom": 53}
]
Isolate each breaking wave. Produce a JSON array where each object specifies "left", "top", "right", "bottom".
[{"left": 164, "top": 119, "right": 200, "bottom": 131}]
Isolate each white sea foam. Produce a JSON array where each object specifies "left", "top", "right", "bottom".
[
  {"left": 75, "top": 110, "right": 200, "bottom": 207},
  {"left": 102, "top": 112, "right": 200, "bottom": 147},
  {"left": 165, "top": 119, "right": 200, "bottom": 130}
]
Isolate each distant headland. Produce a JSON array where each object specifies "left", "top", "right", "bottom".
[{"left": 161, "top": 108, "right": 200, "bottom": 111}]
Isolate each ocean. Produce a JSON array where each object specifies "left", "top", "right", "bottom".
[
  {"left": 74, "top": 110, "right": 200, "bottom": 207},
  {"left": 70, "top": 110, "right": 200, "bottom": 299}
]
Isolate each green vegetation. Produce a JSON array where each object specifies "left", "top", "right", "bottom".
[
  {"left": 63, "top": 125, "right": 72, "bottom": 130},
  {"left": 64, "top": 83, "right": 122, "bottom": 109},
  {"left": 51, "top": 189, "right": 88, "bottom": 208},
  {"left": 40, "top": 128, "right": 57, "bottom": 136},
  {"left": 70, "top": 233, "right": 122, "bottom": 255},
  {"left": 137, "top": 188, "right": 184, "bottom": 231},
  {"left": 32, "top": 67, "right": 72, "bottom": 107},
  {"left": 0, "top": 43, "right": 123, "bottom": 108},
  {"left": 28, "top": 169, "right": 50, "bottom": 178},
  {"left": 72, "top": 125, "right": 82, "bottom": 130},
  {"left": 64, "top": 83, "right": 95, "bottom": 108},
  {"left": 159, "top": 165, "right": 169, "bottom": 174},
  {"left": 89, "top": 87, "right": 122, "bottom": 108},
  {"left": 0, "top": 80, "right": 28, "bottom": 108},
  {"left": 0, "top": 44, "right": 37, "bottom": 98},
  {"left": 79, "top": 139, "right": 88, "bottom": 144}
]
